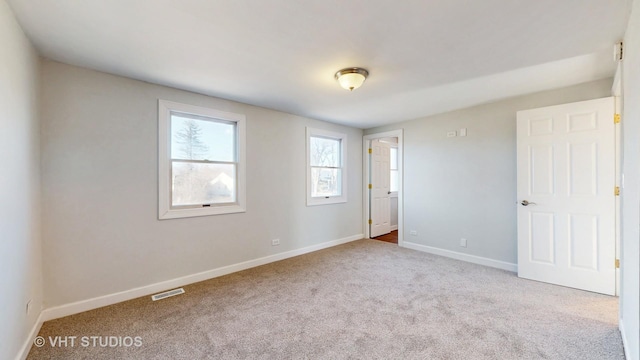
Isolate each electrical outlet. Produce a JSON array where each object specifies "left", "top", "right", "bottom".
[
  {"left": 460, "top": 238, "right": 467, "bottom": 248},
  {"left": 271, "top": 238, "right": 280, "bottom": 246},
  {"left": 26, "top": 300, "right": 31, "bottom": 315},
  {"left": 409, "top": 230, "right": 417, "bottom": 236},
  {"left": 447, "top": 131, "right": 457, "bottom": 138}
]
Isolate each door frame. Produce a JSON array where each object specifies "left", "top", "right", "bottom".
[
  {"left": 612, "top": 65, "right": 622, "bottom": 297},
  {"left": 363, "top": 130, "right": 404, "bottom": 246}
]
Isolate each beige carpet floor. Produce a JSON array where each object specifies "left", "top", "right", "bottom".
[{"left": 28, "top": 239, "right": 623, "bottom": 359}]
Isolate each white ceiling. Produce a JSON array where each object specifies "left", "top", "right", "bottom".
[{"left": 7, "top": 0, "right": 632, "bottom": 128}]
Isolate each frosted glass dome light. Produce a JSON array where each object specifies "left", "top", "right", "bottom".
[{"left": 335, "top": 68, "right": 369, "bottom": 91}]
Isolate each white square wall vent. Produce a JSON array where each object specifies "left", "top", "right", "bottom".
[{"left": 151, "top": 288, "right": 185, "bottom": 301}]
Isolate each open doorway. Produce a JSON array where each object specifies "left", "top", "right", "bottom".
[{"left": 363, "top": 130, "right": 404, "bottom": 246}]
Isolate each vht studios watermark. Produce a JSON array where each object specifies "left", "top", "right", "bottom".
[{"left": 34, "top": 335, "right": 142, "bottom": 348}]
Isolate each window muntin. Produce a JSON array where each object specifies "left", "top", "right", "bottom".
[
  {"left": 307, "top": 128, "right": 347, "bottom": 206},
  {"left": 159, "top": 100, "right": 245, "bottom": 219}
]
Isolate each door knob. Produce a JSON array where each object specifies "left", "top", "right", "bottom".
[{"left": 521, "top": 200, "right": 536, "bottom": 206}]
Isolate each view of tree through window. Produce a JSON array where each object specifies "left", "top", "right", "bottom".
[
  {"left": 170, "top": 113, "right": 237, "bottom": 207},
  {"left": 174, "top": 119, "right": 209, "bottom": 160},
  {"left": 310, "top": 136, "right": 342, "bottom": 197}
]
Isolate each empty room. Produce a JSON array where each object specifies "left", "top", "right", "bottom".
[{"left": 2, "top": 1, "right": 640, "bottom": 359}]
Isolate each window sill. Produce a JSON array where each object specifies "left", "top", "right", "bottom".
[
  {"left": 306, "top": 197, "right": 347, "bottom": 206},
  {"left": 159, "top": 204, "right": 246, "bottom": 220}
]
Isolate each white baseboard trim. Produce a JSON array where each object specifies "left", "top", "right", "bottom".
[
  {"left": 41, "top": 234, "right": 363, "bottom": 322},
  {"left": 402, "top": 241, "right": 517, "bottom": 272},
  {"left": 17, "top": 311, "right": 44, "bottom": 360},
  {"left": 390, "top": 225, "right": 398, "bottom": 231},
  {"left": 619, "top": 320, "right": 632, "bottom": 360}
]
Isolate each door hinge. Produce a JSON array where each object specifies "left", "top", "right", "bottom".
[
  {"left": 368, "top": 148, "right": 372, "bottom": 154},
  {"left": 368, "top": 219, "right": 372, "bottom": 225},
  {"left": 615, "top": 186, "right": 620, "bottom": 196},
  {"left": 368, "top": 184, "right": 372, "bottom": 189},
  {"left": 615, "top": 259, "right": 620, "bottom": 268},
  {"left": 614, "top": 114, "right": 621, "bottom": 124},
  {"left": 615, "top": 41, "right": 624, "bottom": 61}
]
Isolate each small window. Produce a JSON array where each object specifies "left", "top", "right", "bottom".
[
  {"left": 390, "top": 146, "right": 399, "bottom": 193},
  {"left": 307, "top": 127, "right": 347, "bottom": 206},
  {"left": 159, "top": 100, "right": 246, "bottom": 219}
]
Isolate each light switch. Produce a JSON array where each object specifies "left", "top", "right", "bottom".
[{"left": 459, "top": 128, "right": 467, "bottom": 137}]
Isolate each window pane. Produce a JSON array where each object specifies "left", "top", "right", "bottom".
[
  {"left": 390, "top": 169, "right": 399, "bottom": 192},
  {"left": 172, "top": 162, "right": 236, "bottom": 206},
  {"left": 390, "top": 147, "right": 398, "bottom": 170},
  {"left": 311, "top": 167, "right": 341, "bottom": 197},
  {"left": 171, "top": 113, "right": 236, "bottom": 161},
  {"left": 310, "top": 136, "right": 340, "bottom": 167}
]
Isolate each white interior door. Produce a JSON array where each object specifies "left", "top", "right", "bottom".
[
  {"left": 370, "top": 140, "right": 391, "bottom": 238},
  {"left": 517, "top": 97, "right": 615, "bottom": 295}
]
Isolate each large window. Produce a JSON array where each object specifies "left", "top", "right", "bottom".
[
  {"left": 306, "top": 127, "right": 347, "bottom": 206},
  {"left": 159, "top": 100, "right": 245, "bottom": 219}
]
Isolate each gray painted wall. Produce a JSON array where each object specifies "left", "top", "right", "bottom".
[
  {"left": 620, "top": 1, "right": 640, "bottom": 357},
  {"left": 365, "top": 78, "right": 613, "bottom": 265},
  {"left": 0, "top": 1, "right": 42, "bottom": 359},
  {"left": 40, "top": 60, "right": 363, "bottom": 307}
]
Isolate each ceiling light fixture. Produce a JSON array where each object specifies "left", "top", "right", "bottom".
[{"left": 335, "top": 67, "right": 369, "bottom": 91}]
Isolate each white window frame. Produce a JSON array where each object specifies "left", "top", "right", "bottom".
[
  {"left": 158, "top": 99, "right": 246, "bottom": 219},
  {"left": 306, "top": 127, "right": 348, "bottom": 206}
]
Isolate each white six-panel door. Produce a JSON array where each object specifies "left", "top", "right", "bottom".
[
  {"left": 370, "top": 140, "right": 391, "bottom": 238},
  {"left": 516, "top": 97, "right": 616, "bottom": 295}
]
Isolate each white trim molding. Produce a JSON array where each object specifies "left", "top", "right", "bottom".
[
  {"left": 39, "top": 234, "right": 363, "bottom": 323},
  {"left": 619, "top": 320, "right": 631, "bottom": 360},
  {"left": 403, "top": 241, "right": 517, "bottom": 272},
  {"left": 17, "top": 312, "right": 44, "bottom": 360}
]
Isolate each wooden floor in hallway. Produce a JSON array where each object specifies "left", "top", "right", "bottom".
[{"left": 372, "top": 230, "right": 398, "bottom": 244}]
